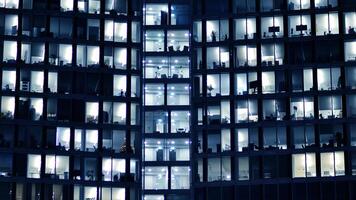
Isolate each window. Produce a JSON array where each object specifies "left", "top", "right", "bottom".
[
  {"left": 237, "top": 157, "right": 249, "bottom": 180},
  {"left": 144, "top": 139, "right": 189, "bottom": 161},
  {"left": 113, "top": 102, "right": 126, "bottom": 124},
  {"left": 261, "top": 16, "right": 284, "bottom": 38},
  {"left": 131, "top": 21, "right": 140, "bottom": 43},
  {"left": 87, "top": 19, "right": 100, "bottom": 40},
  {"left": 318, "top": 96, "right": 342, "bottom": 119},
  {"left": 144, "top": 111, "right": 168, "bottom": 133},
  {"left": 235, "top": 99, "right": 258, "bottom": 123},
  {"left": 206, "top": 130, "right": 231, "bottom": 153},
  {"left": 262, "top": 99, "right": 286, "bottom": 121},
  {"left": 144, "top": 167, "right": 168, "bottom": 190},
  {"left": 235, "top": 45, "right": 257, "bottom": 67},
  {"left": 105, "top": 0, "right": 127, "bottom": 15},
  {"left": 145, "top": 84, "right": 164, "bottom": 105},
  {"left": 314, "top": 0, "right": 337, "bottom": 8},
  {"left": 171, "top": 167, "right": 190, "bottom": 189},
  {"left": 236, "top": 128, "right": 259, "bottom": 151},
  {"left": 56, "top": 127, "right": 70, "bottom": 150},
  {"left": 27, "top": 154, "right": 41, "bottom": 178},
  {"left": 4, "top": 14, "right": 18, "bottom": 36},
  {"left": 347, "top": 95, "right": 356, "bottom": 118},
  {"left": 49, "top": 44, "right": 70, "bottom": 66},
  {"left": 76, "top": 45, "right": 100, "bottom": 67},
  {"left": 345, "top": 67, "right": 356, "bottom": 89},
  {"left": 288, "top": 0, "right": 310, "bottom": 10},
  {"left": 207, "top": 47, "right": 230, "bottom": 69},
  {"left": 102, "top": 158, "right": 125, "bottom": 182},
  {"left": 207, "top": 157, "right": 231, "bottom": 182},
  {"left": 319, "top": 124, "right": 344, "bottom": 147},
  {"left": 170, "top": 4, "right": 191, "bottom": 25},
  {"left": 167, "top": 84, "right": 189, "bottom": 105},
  {"left": 235, "top": 72, "right": 258, "bottom": 95},
  {"left": 0, "top": 153, "right": 12, "bottom": 177},
  {"left": 344, "top": 41, "right": 356, "bottom": 62},
  {"left": 351, "top": 124, "right": 356, "bottom": 146},
  {"left": 316, "top": 13, "right": 339, "bottom": 36},
  {"left": 104, "top": 20, "right": 127, "bottom": 42},
  {"left": 317, "top": 68, "right": 341, "bottom": 90},
  {"left": 261, "top": 43, "right": 284, "bottom": 66},
  {"left": 167, "top": 30, "right": 189, "bottom": 52},
  {"left": 74, "top": 129, "right": 98, "bottom": 152},
  {"left": 292, "top": 153, "right": 316, "bottom": 178},
  {"left": 145, "top": 30, "right": 164, "bottom": 52},
  {"left": 85, "top": 102, "right": 99, "bottom": 123},
  {"left": 2, "top": 70, "right": 16, "bottom": 91},
  {"left": 102, "top": 130, "right": 125, "bottom": 153},
  {"left": 262, "top": 72, "right": 275, "bottom": 94},
  {"left": 290, "top": 97, "right": 314, "bottom": 120},
  {"left": 144, "top": 4, "right": 168, "bottom": 25},
  {"left": 0, "top": 0, "right": 18, "bottom": 8},
  {"left": 101, "top": 188, "right": 125, "bottom": 200},
  {"left": 260, "top": 0, "right": 284, "bottom": 12},
  {"left": 291, "top": 69, "right": 313, "bottom": 92},
  {"left": 233, "top": 0, "right": 256, "bottom": 13},
  {"left": 344, "top": 12, "right": 356, "bottom": 35},
  {"left": 207, "top": 74, "right": 230, "bottom": 96},
  {"left": 3, "top": 41, "right": 17, "bottom": 63},
  {"left": 206, "top": 20, "right": 229, "bottom": 42},
  {"left": 263, "top": 127, "right": 287, "bottom": 149},
  {"left": 234, "top": 18, "right": 256, "bottom": 40},
  {"left": 50, "top": 17, "right": 72, "bottom": 39},
  {"left": 84, "top": 187, "right": 97, "bottom": 200},
  {"left": 113, "top": 75, "right": 127, "bottom": 96},
  {"left": 171, "top": 111, "right": 190, "bottom": 133},
  {"left": 207, "top": 101, "right": 230, "bottom": 125},
  {"left": 45, "top": 155, "right": 69, "bottom": 179},
  {"left": 193, "top": 21, "right": 202, "bottom": 42},
  {"left": 48, "top": 72, "right": 58, "bottom": 93},
  {"left": 320, "top": 152, "right": 345, "bottom": 177},
  {"left": 291, "top": 126, "right": 315, "bottom": 149},
  {"left": 60, "top": 0, "right": 73, "bottom": 11},
  {"left": 288, "top": 15, "right": 312, "bottom": 37},
  {"left": 84, "top": 158, "right": 97, "bottom": 181}
]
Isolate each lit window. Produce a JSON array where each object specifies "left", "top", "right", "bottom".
[
  {"left": 292, "top": 153, "right": 316, "bottom": 178},
  {"left": 27, "top": 154, "right": 41, "bottom": 178},
  {"left": 320, "top": 151, "right": 345, "bottom": 177}
]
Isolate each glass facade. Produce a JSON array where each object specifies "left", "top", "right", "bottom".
[
  {"left": 0, "top": 0, "right": 356, "bottom": 200},
  {"left": 0, "top": 0, "right": 141, "bottom": 199},
  {"left": 192, "top": 0, "right": 356, "bottom": 200}
]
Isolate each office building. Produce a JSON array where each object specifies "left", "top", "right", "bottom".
[{"left": 0, "top": 0, "right": 356, "bottom": 200}]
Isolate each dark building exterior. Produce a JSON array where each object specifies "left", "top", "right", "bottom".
[{"left": 0, "top": 0, "right": 356, "bottom": 200}]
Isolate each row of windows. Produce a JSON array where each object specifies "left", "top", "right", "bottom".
[
  {"left": 195, "top": 182, "right": 354, "bottom": 200},
  {"left": 143, "top": 3, "right": 191, "bottom": 26},
  {"left": 193, "top": 41, "right": 356, "bottom": 69},
  {"left": 0, "top": 126, "right": 138, "bottom": 153},
  {"left": 194, "top": 67, "right": 355, "bottom": 96},
  {"left": 144, "top": 138, "right": 190, "bottom": 162},
  {"left": 196, "top": 124, "right": 356, "bottom": 154},
  {"left": 1, "top": 41, "right": 140, "bottom": 69},
  {"left": 143, "top": 166, "right": 190, "bottom": 190},
  {"left": 194, "top": 95, "right": 356, "bottom": 124},
  {"left": 0, "top": 182, "right": 134, "bottom": 200},
  {"left": 0, "top": 153, "right": 139, "bottom": 182},
  {"left": 0, "top": 14, "right": 141, "bottom": 42},
  {"left": 195, "top": 0, "right": 356, "bottom": 15},
  {"left": 194, "top": 13, "right": 355, "bottom": 42},
  {"left": 0, "top": 96, "right": 140, "bottom": 124},
  {"left": 195, "top": 151, "right": 346, "bottom": 182},
  {"left": 1, "top": 70, "right": 140, "bottom": 96},
  {"left": 0, "top": 0, "right": 133, "bottom": 16}
]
